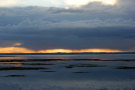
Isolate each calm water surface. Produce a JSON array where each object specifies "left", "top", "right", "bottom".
[{"left": 0, "top": 54, "right": 135, "bottom": 90}]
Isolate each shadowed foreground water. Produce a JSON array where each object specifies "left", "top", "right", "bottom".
[{"left": 0, "top": 54, "right": 135, "bottom": 90}]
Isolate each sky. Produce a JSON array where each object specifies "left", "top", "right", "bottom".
[
  {"left": 0, "top": 0, "right": 135, "bottom": 53},
  {"left": 0, "top": 0, "right": 117, "bottom": 7}
]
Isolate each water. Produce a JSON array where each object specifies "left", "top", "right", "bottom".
[{"left": 0, "top": 54, "right": 135, "bottom": 90}]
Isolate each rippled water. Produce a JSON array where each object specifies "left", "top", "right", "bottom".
[{"left": 0, "top": 54, "right": 135, "bottom": 90}]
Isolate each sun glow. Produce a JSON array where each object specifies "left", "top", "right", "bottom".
[
  {"left": 38, "top": 48, "right": 124, "bottom": 53},
  {"left": 0, "top": 47, "right": 128, "bottom": 53},
  {"left": 65, "top": 0, "right": 117, "bottom": 7},
  {"left": 39, "top": 49, "right": 73, "bottom": 53}
]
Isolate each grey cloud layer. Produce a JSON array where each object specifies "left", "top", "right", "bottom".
[{"left": 0, "top": 0, "right": 135, "bottom": 51}]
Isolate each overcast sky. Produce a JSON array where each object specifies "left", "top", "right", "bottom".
[{"left": 0, "top": 0, "right": 135, "bottom": 53}]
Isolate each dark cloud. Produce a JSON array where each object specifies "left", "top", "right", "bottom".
[
  {"left": 0, "top": 26, "right": 135, "bottom": 50},
  {"left": 0, "top": 0, "right": 135, "bottom": 51}
]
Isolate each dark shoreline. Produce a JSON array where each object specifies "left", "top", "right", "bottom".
[{"left": 0, "top": 59, "right": 135, "bottom": 62}]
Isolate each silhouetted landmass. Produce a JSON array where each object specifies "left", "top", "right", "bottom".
[
  {"left": 4, "top": 75, "right": 26, "bottom": 77},
  {"left": 116, "top": 66, "right": 135, "bottom": 69},
  {"left": 72, "top": 72, "right": 90, "bottom": 73},
  {"left": 65, "top": 64, "right": 105, "bottom": 68},
  {"left": 22, "top": 63, "right": 55, "bottom": 65},
  {"left": 0, "top": 67, "right": 47, "bottom": 71},
  {"left": 41, "top": 71, "right": 56, "bottom": 72},
  {"left": 0, "top": 59, "right": 135, "bottom": 62}
]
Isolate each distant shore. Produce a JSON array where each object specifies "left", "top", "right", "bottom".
[{"left": 0, "top": 52, "right": 135, "bottom": 55}]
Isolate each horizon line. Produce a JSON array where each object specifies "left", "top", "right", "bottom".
[{"left": 0, "top": 52, "right": 135, "bottom": 54}]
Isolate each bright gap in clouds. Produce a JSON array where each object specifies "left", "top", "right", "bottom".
[
  {"left": 65, "top": 0, "right": 117, "bottom": 7},
  {"left": 0, "top": 0, "right": 18, "bottom": 7},
  {"left": 0, "top": 0, "right": 117, "bottom": 8}
]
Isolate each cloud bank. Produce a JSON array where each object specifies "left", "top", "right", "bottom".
[{"left": 0, "top": 0, "right": 135, "bottom": 52}]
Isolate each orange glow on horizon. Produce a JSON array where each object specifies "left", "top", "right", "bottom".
[
  {"left": 38, "top": 48, "right": 125, "bottom": 53},
  {"left": 0, "top": 47, "right": 130, "bottom": 53},
  {"left": 38, "top": 49, "right": 73, "bottom": 53},
  {"left": 0, "top": 47, "right": 36, "bottom": 53}
]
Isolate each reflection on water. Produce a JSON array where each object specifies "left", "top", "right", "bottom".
[
  {"left": 1, "top": 54, "right": 135, "bottom": 60},
  {"left": 0, "top": 54, "right": 135, "bottom": 90},
  {"left": 12, "top": 54, "right": 135, "bottom": 60},
  {"left": 0, "top": 56, "right": 25, "bottom": 60}
]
